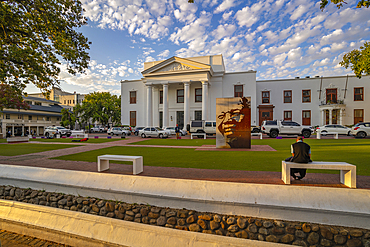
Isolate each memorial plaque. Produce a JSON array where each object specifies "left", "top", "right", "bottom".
[{"left": 216, "top": 97, "right": 251, "bottom": 148}]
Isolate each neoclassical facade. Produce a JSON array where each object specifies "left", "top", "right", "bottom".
[
  {"left": 121, "top": 55, "right": 257, "bottom": 129},
  {"left": 121, "top": 55, "right": 369, "bottom": 128}
]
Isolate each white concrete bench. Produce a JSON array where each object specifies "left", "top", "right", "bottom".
[
  {"left": 71, "top": 130, "right": 88, "bottom": 138},
  {"left": 251, "top": 133, "right": 262, "bottom": 139},
  {"left": 7, "top": 137, "right": 29, "bottom": 143},
  {"left": 98, "top": 155, "right": 143, "bottom": 175},
  {"left": 317, "top": 132, "right": 338, "bottom": 139},
  {"left": 282, "top": 161, "right": 356, "bottom": 188},
  {"left": 191, "top": 133, "right": 206, "bottom": 139}
]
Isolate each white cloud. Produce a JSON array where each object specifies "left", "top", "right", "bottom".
[
  {"left": 169, "top": 11, "right": 212, "bottom": 45},
  {"left": 214, "top": 0, "right": 237, "bottom": 14},
  {"left": 173, "top": 0, "right": 198, "bottom": 23},
  {"left": 256, "top": 21, "right": 271, "bottom": 32},
  {"left": 145, "top": 56, "right": 155, "bottom": 62},
  {"left": 222, "top": 11, "right": 233, "bottom": 21},
  {"left": 235, "top": 6, "right": 258, "bottom": 27},
  {"left": 212, "top": 23, "right": 236, "bottom": 40},
  {"left": 158, "top": 49, "right": 170, "bottom": 59},
  {"left": 290, "top": 5, "right": 308, "bottom": 21}
]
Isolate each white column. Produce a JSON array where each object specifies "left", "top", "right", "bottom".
[
  {"left": 340, "top": 109, "right": 343, "bottom": 125},
  {"left": 321, "top": 110, "right": 325, "bottom": 126},
  {"left": 329, "top": 109, "right": 333, "bottom": 124},
  {"left": 183, "top": 81, "right": 190, "bottom": 130},
  {"left": 37, "top": 126, "right": 39, "bottom": 136},
  {"left": 12, "top": 126, "right": 14, "bottom": 136},
  {"left": 201, "top": 81, "right": 209, "bottom": 121},
  {"left": 163, "top": 83, "right": 169, "bottom": 128},
  {"left": 146, "top": 84, "right": 153, "bottom": 127}
]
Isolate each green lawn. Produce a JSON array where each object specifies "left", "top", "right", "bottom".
[
  {"left": 53, "top": 138, "right": 370, "bottom": 176},
  {"left": 29, "top": 137, "right": 123, "bottom": 144},
  {"left": 0, "top": 144, "right": 79, "bottom": 156}
]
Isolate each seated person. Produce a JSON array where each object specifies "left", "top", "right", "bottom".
[{"left": 285, "top": 136, "right": 312, "bottom": 180}]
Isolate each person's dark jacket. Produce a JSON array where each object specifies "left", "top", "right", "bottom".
[
  {"left": 291, "top": 142, "right": 311, "bottom": 163},
  {"left": 175, "top": 126, "right": 180, "bottom": 133}
]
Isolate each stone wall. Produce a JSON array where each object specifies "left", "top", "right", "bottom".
[{"left": 1, "top": 185, "right": 369, "bottom": 247}]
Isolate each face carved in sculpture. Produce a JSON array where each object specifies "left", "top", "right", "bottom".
[{"left": 217, "top": 97, "right": 251, "bottom": 148}]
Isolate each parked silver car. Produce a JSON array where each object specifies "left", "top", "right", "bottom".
[
  {"left": 316, "top": 124, "right": 351, "bottom": 136},
  {"left": 108, "top": 127, "right": 130, "bottom": 136},
  {"left": 351, "top": 122, "right": 370, "bottom": 138},
  {"left": 163, "top": 127, "right": 187, "bottom": 136},
  {"left": 139, "top": 127, "right": 169, "bottom": 138}
]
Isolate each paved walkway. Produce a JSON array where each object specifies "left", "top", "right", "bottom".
[{"left": 0, "top": 136, "right": 369, "bottom": 189}]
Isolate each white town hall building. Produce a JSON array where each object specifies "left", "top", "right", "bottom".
[{"left": 121, "top": 54, "right": 369, "bottom": 129}]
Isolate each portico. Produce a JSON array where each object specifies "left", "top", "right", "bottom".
[
  {"left": 141, "top": 56, "right": 213, "bottom": 130},
  {"left": 145, "top": 79, "right": 209, "bottom": 130},
  {"left": 319, "top": 104, "right": 346, "bottom": 125}
]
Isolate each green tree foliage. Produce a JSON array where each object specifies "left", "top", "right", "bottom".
[
  {"left": 73, "top": 92, "right": 121, "bottom": 127},
  {"left": 320, "top": 0, "right": 370, "bottom": 9},
  {"left": 320, "top": 0, "right": 369, "bottom": 78},
  {"left": 60, "top": 108, "right": 76, "bottom": 129},
  {"left": 340, "top": 42, "right": 370, "bottom": 78},
  {"left": 0, "top": 0, "right": 90, "bottom": 98},
  {"left": 0, "top": 83, "right": 30, "bottom": 111}
]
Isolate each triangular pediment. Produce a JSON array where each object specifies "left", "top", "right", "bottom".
[{"left": 142, "top": 56, "right": 211, "bottom": 75}]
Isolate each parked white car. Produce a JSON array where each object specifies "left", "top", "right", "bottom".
[
  {"left": 351, "top": 122, "right": 370, "bottom": 138},
  {"left": 108, "top": 127, "right": 130, "bottom": 136},
  {"left": 139, "top": 127, "right": 169, "bottom": 138},
  {"left": 90, "top": 125, "right": 107, "bottom": 132},
  {"left": 163, "top": 127, "right": 187, "bottom": 136},
  {"left": 44, "top": 126, "right": 72, "bottom": 137},
  {"left": 316, "top": 124, "right": 351, "bottom": 136}
]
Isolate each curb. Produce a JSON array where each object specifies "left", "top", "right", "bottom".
[{"left": 0, "top": 200, "right": 289, "bottom": 247}]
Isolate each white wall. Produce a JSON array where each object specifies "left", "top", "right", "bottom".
[
  {"left": 121, "top": 80, "right": 146, "bottom": 126},
  {"left": 256, "top": 75, "right": 370, "bottom": 126},
  {"left": 223, "top": 71, "right": 257, "bottom": 126}
]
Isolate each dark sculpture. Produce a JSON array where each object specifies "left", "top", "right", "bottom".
[{"left": 217, "top": 97, "right": 251, "bottom": 148}]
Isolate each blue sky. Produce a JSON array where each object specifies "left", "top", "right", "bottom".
[{"left": 26, "top": 0, "right": 370, "bottom": 95}]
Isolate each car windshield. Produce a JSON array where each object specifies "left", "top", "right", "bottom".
[
  {"left": 56, "top": 127, "right": 66, "bottom": 129},
  {"left": 155, "top": 127, "right": 163, "bottom": 130}
]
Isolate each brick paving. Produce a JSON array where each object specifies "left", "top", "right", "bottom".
[
  {"left": 0, "top": 135, "right": 369, "bottom": 189},
  {"left": 0, "top": 229, "right": 69, "bottom": 247}
]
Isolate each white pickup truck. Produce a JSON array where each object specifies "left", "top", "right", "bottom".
[
  {"left": 261, "top": 120, "right": 313, "bottom": 138},
  {"left": 187, "top": 120, "right": 217, "bottom": 136}
]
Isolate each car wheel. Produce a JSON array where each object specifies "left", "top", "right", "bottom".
[
  {"left": 302, "top": 130, "right": 311, "bottom": 138},
  {"left": 347, "top": 131, "right": 351, "bottom": 136},
  {"left": 357, "top": 132, "right": 366, "bottom": 138},
  {"left": 122, "top": 133, "right": 126, "bottom": 137},
  {"left": 270, "top": 130, "right": 278, "bottom": 138},
  {"left": 321, "top": 131, "right": 327, "bottom": 136},
  {"left": 141, "top": 133, "right": 146, "bottom": 138},
  {"left": 159, "top": 133, "right": 163, "bottom": 139},
  {"left": 45, "top": 132, "right": 49, "bottom": 138},
  {"left": 135, "top": 132, "right": 138, "bottom": 136}
]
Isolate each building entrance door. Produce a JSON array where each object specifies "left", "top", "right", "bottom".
[
  {"left": 258, "top": 105, "right": 274, "bottom": 126},
  {"left": 176, "top": 111, "right": 184, "bottom": 129},
  {"left": 159, "top": 112, "right": 163, "bottom": 128}
]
